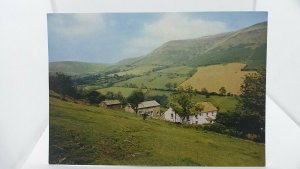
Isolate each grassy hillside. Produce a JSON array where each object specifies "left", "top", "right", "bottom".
[
  {"left": 49, "top": 97, "right": 265, "bottom": 166},
  {"left": 49, "top": 61, "right": 109, "bottom": 75},
  {"left": 124, "top": 22, "right": 267, "bottom": 70},
  {"left": 181, "top": 63, "right": 255, "bottom": 95}
]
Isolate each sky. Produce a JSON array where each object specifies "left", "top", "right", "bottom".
[{"left": 48, "top": 12, "right": 267, "bottom": 63}]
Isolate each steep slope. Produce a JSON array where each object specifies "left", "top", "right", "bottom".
[
  {"left": 129, "top": 22, "right": 267, "bottom": 70},
  {"left": 49, "top": 61, "right": 109, "bottom": 75}
]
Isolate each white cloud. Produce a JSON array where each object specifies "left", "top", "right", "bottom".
[
  {"left": 51, "top": 14, "right": 105, "bottom": 37},
  {"left": 124, "top": 13, "right": 227, "bottom": 58}
]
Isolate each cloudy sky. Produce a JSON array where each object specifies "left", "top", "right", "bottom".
[{"left": 48, "top": 12, "right": 267, "bottom": 63}]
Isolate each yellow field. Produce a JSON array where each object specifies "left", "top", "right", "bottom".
[{"left": 180, "top": 63, "right": 255, "bottom": 95}]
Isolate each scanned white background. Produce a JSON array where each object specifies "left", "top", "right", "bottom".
[{"left": 0, "top": 0, "right": 300, "bottom": 169}]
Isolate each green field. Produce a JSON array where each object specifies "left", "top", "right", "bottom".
[
  {"left": 97, "top": 87, "right": 147, "bottom": 97},
  {"left": 116, "top": 66, "right": 156, "bottom": 76},
  {"left": 114, "top": 66, "right": 194, "bottom": 90},
  {"left": 49, "top": 97, "right": 264, "bottom": 166},
  {"left": 49, "top": 61, "right": 109, "bottom": 75}
]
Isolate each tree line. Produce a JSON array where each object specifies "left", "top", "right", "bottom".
[{"left": 49, "top": 72, "right": 168, "bottom": 107}]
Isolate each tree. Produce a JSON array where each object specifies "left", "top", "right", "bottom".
[
  {"left": 127, "top": 90, "right": 145, "bottom": 114},
  {"left": 146, "top": 95, "right": 169, "bottom": 107},
  {"left": 105, "top": 91, "right": 115, "bottom": 100},
  {"left": 201, "top": 88, "right": 208, "bottom": 94},
  {"left": 87, "top": 91, "right": 105, "bottom": 104},
  {"left": 233, "top": 69, "right": 266, "bottom": 141},
  {"left": 193, "top": 102, "right": 204, "bottom": 113},
  {"left": 49, "top": 72, "right": 76, "bottom": 99},
  {"left": 165, "top": 82, "right": 172, "bottom": 90},
  {"left": 238, "top": 70, "right": 266, "bottom": 117},
  {"left": 219, "top": 86, "right": 226, "bottom": 96},
  {"left": 170, "top": 86, "right": 195, "bottom": 121}
]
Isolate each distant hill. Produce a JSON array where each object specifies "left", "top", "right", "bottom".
[
  {"left": 124, "top": 21, "right": 267, "bottom": 70},
  {"left": 49, "top": 61, "right": 109, "bottom": 75}
]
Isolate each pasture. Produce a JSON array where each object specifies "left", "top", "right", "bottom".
[
  {"left": 97, "top": 87, "right": 147, "bottom": 97},
  {"left": 180, "top": 63, "right": 255, "bottom": 95},
  {"left": 49, "top": 97, "right": 265, "bottom": 166},
  {"left": 116, "top": 66, "right": 156, "bottom": 76},
  {"left": 114, "top": 66, "right": 194, "bottom": 90}
]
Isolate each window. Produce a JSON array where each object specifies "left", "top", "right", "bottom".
[
  {"left": 187, "top": 116, "right": 190, "bottom": 121},
  {"left": 171, "top": 114, "right": 173, "bottom": 119},
  {"left": 196, "top": 121, "right": 198, "bottom": 124},
  {"left": 195, "top": 115, "right": 198, "bottom": 119}
]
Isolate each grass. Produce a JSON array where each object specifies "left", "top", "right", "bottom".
[
  {"left": 114, "top": 66, "right": 194, "bottom": 90},
  {"left": 193, "top": 95, "right": 238, "bottom": 113},
  {"left": 49, "top": 97, "right": 265, "bottom": 166},
  {"left": 97, "top": 87, "right": 147, "bottom": 97},
  {"left": 158, "top": 66, "right": 195, "bottom": 75},
  {"left": 49, "top": 61, "right": 109, "bottom": 75},
  {"left": 116, "top": 66, "right": 156, "bottom": 76},
  {"left": 180, "top": 63, "right": 255, "bottom": 95}
]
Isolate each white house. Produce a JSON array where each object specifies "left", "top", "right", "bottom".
[
  {"left": 164, "top": 102, "right": 218, "bottom": 125},
  {"left": 164, "top": 107, "right": 182, "bottom": 123}
]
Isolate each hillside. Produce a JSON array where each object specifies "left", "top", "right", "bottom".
[
  {"left": 49, "top": 97, "right": 265, "bottom": 166},
  {"left": 125, "top": 21, "right": 267, "bottom": 70},
  {"left": 180, "top": 63, "right": 255, "bottom": 94},
  {"left": 49, "top": 61, "right": 109, "bottom": 75}
]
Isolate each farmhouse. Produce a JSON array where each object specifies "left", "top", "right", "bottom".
[
  {"left": 138, "top": 100, "right": 161, "bottom": 117},
  {"left": 164, "top": 101, "right": 218, "bottom": 125},
  {"left": 99, "top": 99, "right": 122, "bottom": 109},
  {"left": 125, "top": 100, "right": 161, "bottom": 118}
]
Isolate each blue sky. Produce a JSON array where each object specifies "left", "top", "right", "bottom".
[{"left": 48, "top": 12, "right": 267, "bottom": 63}]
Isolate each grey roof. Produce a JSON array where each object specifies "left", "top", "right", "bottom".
[
  {"left": 138, "top": 100, "right": 160, "bottom": 109},
  {"left": 101, "top": 99, "right": 121, "bottom": 106}
]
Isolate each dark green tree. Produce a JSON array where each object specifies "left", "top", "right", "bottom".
[
  {"left": 235, "top": 70, "right": 266, "bottom": 141},
  {"left": 105, "top": 91, "right": 115, "bottom": 100},
  {"left": 238, "top": 70, "right": 266, "bottom": 116},
  {"left": 219, "top": 86, "right": 227, "bottom": 96},
  {"left": 49, "top": 72, "right": 76, "bottom": 99},
  {"left": 127, "top": 90, "right": 145, "bottom": 114},
  {"left": 147, "top": 95, "right": 169, "bottom": 107},
  {"left": 170, "top": 86, "right": 195, "bottom": 121},
  {"left": 87, "top": 91, "right": 105, "bottom": 104},
  {"left": 165, "top": 82, "right": 172, "bottom": 90}
]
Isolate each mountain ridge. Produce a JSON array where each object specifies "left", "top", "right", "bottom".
[{"left": 124, "top": 21, "right": 267, "bottom": 69}]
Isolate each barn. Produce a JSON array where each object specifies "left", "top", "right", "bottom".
[
  {"left": 99, "top": 100, "right": 122, "bottom": 109},
  {"left": 125, "top": 100, "right": 161, "bottom": 118}
]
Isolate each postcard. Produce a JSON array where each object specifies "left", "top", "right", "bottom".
[{"left": 48, "top": 12, "right": 267, "bottom": 166}]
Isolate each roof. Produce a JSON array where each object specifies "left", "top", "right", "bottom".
[
  {"left": 205, "top": 117, "right": 214, "bottom": 122},
  {"left": 200, "top": 102, "right": 218, "bottom": 112},
  {"left": 101, "top": 99, "right": 121, "bottom": 106},
  {"left": 138, "top": 100, "right": 160, "bottom": 109}
]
